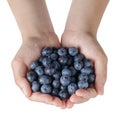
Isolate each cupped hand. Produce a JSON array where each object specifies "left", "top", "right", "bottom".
[
  {"left": 61, "top": 31, "right": 108, "bottom": 107},
  {"left": 12, "top": 35, "right": 67, "bottom": 108}
]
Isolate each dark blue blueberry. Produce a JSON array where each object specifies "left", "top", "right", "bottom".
[
  {"left": 31, "top": 81, "right": 40, "bottom": 92},
  {"left": 81, "top": 67, "right": 94, "bottom": 75},
  {"left": 62, "top": 65, "right": 68, "bottom": 69},
  {"left": 84, "top": 59, "right": 92, "bottom": 67},
  {"left": 69, "top": 66, "right": 77, "bottom": 76},
  {"left": 44, "top": 64, "right": 56, "bottom": 76},
  {"left": 71, "top": 77, "right": 76, "bottom": 83},
  {"left": 30, "top": 61, "right": 39, "bottom": 69},
  {"left": 53, "top": 72, "right": 61, "bottom": 80},
  {"left": 68, "top": 83, "right": 78, "bottom": 95},
  {"left": 50, "top": 53, "right": 58, "bottom": 61},
  {"left": 74, "top": 61, "right": 83, "bottom": 70},
  {"left": 41, "top": 57, "right": 52, "bottom": 67},
  {"left": 41, "top": 84, "right": 52, "bottom": 94},
  {"left": 60, "top": 86, "right": 67, "bottom": 91},
  {"left": 57, "top": 48, "right": 67, "bottom": 56},
  {"left": 41, "top": 47, "right": 53, "bottom": 56},
  {"left": 52, "top": 80, "right": 60, "bottom": 88},
  {"left": 58, "top": 56, "right": 68, "bottom": 65},
  {"left": 88, "top": 74, "right": 95, "bottom": 83},
  {"left": 27, "top": 71, "right": 37, "bottom": 83},
  {"left": 58, "top": 90, "right": 69, "bottom": 100},
  {"left": 35, "top": 66, "right": 44, "bottom": 76},
  {"left": 52, "top": 88, "right": 59, "bottom": 96},
  {"left": 52, "top": 61, "right": 61, "bottom": 70},
  {"left": 68, "top": 47, "right": 78, "bottom": 56},
  {"left": 53, "top": 47, "right": 58, "bottom": 53},
  {"left": 67, "top": 55, "right": 74, "bottom": 65},
  {"left": 39, "top": 55, "right": 45, "bottom": 63},
  {"left": 78, "top": 74, "right": 88, "bottom": 81},
  {"left": 78, "top": 80, "right": 89, "bottom": 89},
  {"left": 74, "top": 54, "right": 84, "bottom": 62},
  {"left": 62, "top": 68, "right": 72, "bottom": 76},
  {"left": 38, "top": 75, "right": 52, "bottom": 84},
  {"left": 60, "top": 75, "right": 71, "bottom": 86}
]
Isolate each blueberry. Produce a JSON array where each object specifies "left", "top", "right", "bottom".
[
  {"left": 69, "top": 66, "right": 77, "bottom": 76},
  {"left": 74, "top": 61, "right": 83, "bottom": 70},
  {"left": 53, "top": 72, "right": 61, "bottom": 80},
  {"left": 30, "top": 61, "right": 39, "bottom": 70},
  {"left": 62, "top": 65, "right": 68, "bottom": 69},
  {"left": 60, "top": 75, "right": 71, "bottom": 86},
  {"left": 67, "top": 55, "right": 74, "bottom": 65},
  {"left": 31, "top": 81, "right": 40, "bottom": 92},
  {"left": 78, "top": 80, "right": 89, "bottom": 89},
  {"left": 71, "top": 77, "right": 76, "bottom": 83},
  {"left": 27, "top": 71, "right": 37, "bottom": 83},
  {"left": 60, "top": 86, "right": 67, "bottom": 91},
  {"left": 41, "top": 57, "right": 52, "bottom": 67},
  {"left": 58, "top": 90, "right": 69, "bottom": 100},
  {"left": 52, "top": 61, "right": 61, "bottom": 70},
  {"left": 68, "top": 47, "right": 78, "bottom": 56},
  {"left": 41, "top": 47, "right": 53, "bottom": 56},
  {"left": 88, "top": 74, "right": 95, "bottom": 83},
  {"left": 81, "top": 67, "right": 94, "bottom": 75},
  {"left": 35, "top": 66, "right": 44, "bottom": 76},
  {"left": 38, "top": 75, "right": 52, "bottom": 84},
  {"left": 50, "top": 53, "right": 58, "bottom": 61},
  {"left": 78, "top": 74, "right": 88, "bottom": 81},
  {"left": 62, "top": 68, "right": 72, "bottom": 76},
  {"left": 44, "top": 64, "right": 56, "bottom": 76},
  {"left": 52, "top": 88, "right": 59, "bottom": 96},
  {"left": 52, "top": 80, "right": 60, "bottom": 88},
  {"left": 84, "top": 59, "right": 92, "bottom": 67},
  {"left": 41, "top": 84, "right": 52, "bottom": 94},
  {"left": 74, "top": 54, "right": 84, "bottom": 62},
  {"left": 57, "top": 48, "right": 67, "bottom": 56},
  {"left": 68, "top": 83, "right": 78, "bottom": 95},
  {"left": 58, "top": 56, "right": 68, "bottom": 65}
]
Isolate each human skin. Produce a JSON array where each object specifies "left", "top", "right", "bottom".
[
  {"left": 62, "top": 0, "right": 109, "bottom": 108},
  {"left": 8, "top": 0, "right": 66, "bottom": 108},
  {"left": 8, "top": 0, "right": 109, "bottom": 108}
]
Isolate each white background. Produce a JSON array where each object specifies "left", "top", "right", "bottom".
[{"left": 0, "top": 0, "right": 120, "bottom": 120}]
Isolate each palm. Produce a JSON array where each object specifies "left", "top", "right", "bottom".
[
  {"left": 12, "top": 37, "right": 66, "bottom": 107},
  {"left": 61, "top": 32, "right": 107, "bottom": 105}
]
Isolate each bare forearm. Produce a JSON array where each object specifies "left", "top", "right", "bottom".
[
  {"left": 65, "top": 0, "right": 109, "bottom": 36},
  {"left": 7, "top": 0, "right": 54, "bottom": 39}
]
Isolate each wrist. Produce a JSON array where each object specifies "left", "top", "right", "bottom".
[
  {"left": 62, "top": 30, "right": 96, "bottom": 42},
  {"left": 22, "top": 31, "right": 58, "bottom": 43}
]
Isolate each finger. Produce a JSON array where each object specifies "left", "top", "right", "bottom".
[
  {"left": 70, "top": 94, "right": 89, "bottom": 104},
  {"left": 60, "top": 100, "right": 67, "bottom": 109},
  {"left": 12, "top": 60, "right": 32, "bottom": 97},
  {"left": 29, "top": 92, "right": 53, "bottom": 104},
  {"left": 29, "top": 92, "right": 63, "bottom": 107},
  {"left": 95, "top": 57, "right": 107, "bottom": 95},
  {"left": 66, "top": 99, "right": 74, "bottom": 108},
  {"left": 76, "top": 88, "right": 98, "bottom": 99}
]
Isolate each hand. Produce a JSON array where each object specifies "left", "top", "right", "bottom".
[
  {"left": 12, "top": 34, "right": 66, "bottom": 108},
  {"left": 61, "top": 31, "right": 108, "bottom": 107}
]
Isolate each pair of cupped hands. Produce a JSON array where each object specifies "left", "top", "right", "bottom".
[{"left": 12, "top": 31, "right": 107, "bottom": 109}]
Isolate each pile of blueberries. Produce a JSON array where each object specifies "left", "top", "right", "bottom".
[{"left": 27, "top": 47, "right": 95, "bottom": 100}]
